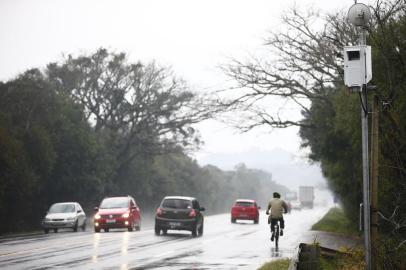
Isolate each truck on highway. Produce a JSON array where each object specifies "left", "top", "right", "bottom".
[
  {"left": 299, "top": 186, "right": 315, "bottom": 208},
  {"left": 285, "top": 192, "right": 298, "bottom": 201}
]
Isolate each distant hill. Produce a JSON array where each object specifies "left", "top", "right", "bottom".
[{"left": 196, "top": 148, "right": 325, "bottom": 189}]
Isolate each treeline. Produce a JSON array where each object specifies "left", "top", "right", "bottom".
[
  {"left": 0, "top": 49, "right": 288, "bottom": 233},
  {"left": 221, "top": 0, "right": 406, "bottom": 267},
  {"left": 299, "top": 0, "right": 406, "bottom": 253},
  {"left": 298, "top": 3, "right": 406, "bottom": 266}
]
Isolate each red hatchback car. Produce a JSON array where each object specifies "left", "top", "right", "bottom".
[
  {"left": 94, "top": 196, "right": 141, "bottom": 232},
  {"left": 231, "top": 199, "right": 260, "bottom": 224}
]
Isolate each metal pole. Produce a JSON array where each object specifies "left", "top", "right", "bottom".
[
  {"left": 361, "top": 86, "right": 371, "bottom": 270},
  {"left": 359, "top": 27, "right": 372, "bottom": 270},
  {"left": 370, "top": 95, "right": 379, "bottom": 270}
]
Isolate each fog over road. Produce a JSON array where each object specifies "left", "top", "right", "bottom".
[{"left": 0, "top": 206, "right": 330, "bottom": 270}]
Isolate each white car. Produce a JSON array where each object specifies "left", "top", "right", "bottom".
[
  {"left": 42, "top": 202, "right": 86, "bottom": 233},
  {"left": 290, "top": 200, "right": 302, "bottom": 210}
]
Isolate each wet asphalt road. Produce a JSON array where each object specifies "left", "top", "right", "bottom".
[{"left": 0, "top": 206, "right": 330, "bottom": 270}]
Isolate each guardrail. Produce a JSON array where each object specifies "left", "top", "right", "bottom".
[{"left": 289, "top": 243, "right": 345, "bottom": 270}]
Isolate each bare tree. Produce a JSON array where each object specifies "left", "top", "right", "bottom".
[{"left": 221, "top": 7, "right": 357, "bottom": 130}]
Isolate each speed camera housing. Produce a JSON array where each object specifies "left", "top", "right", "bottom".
[{"left": 343, "top": 45, "right": 372, "bottom": 89}]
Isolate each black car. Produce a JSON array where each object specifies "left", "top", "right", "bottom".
[{"left": 155, "top": 196, "right": 205, "bottom": 237}]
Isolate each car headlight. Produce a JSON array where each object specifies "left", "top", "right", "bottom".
[
  {"left": 94, "top": 214, "right": 101, "bottom": 219},
  {"left": 44, "top": 218, "right": 51, "bottom": 222},
  {"left": 66, "top": 217, "right": 76, "bottom": 221},
  {"left": 122, "top": 213, "right": 130, "bottom": 218}
]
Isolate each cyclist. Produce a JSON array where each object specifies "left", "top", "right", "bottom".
[{"left": 266, "top": 192, "right": 288, "bottom": 241}]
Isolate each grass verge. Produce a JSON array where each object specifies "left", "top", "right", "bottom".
[
  {"left": 310, "top": 207, "right": 364, "bottom": 269},
  {"left": 311, "top": 207, "right": 358, "bottom": 236},
  {"left": 257, "top": 258, "right": 290, "bottom": 270}
]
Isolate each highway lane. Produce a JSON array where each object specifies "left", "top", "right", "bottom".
[{"left": 0, "top": 206, "right": 330, "bottom": 269}]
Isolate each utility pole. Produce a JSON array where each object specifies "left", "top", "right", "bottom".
[
  {"left": 361, "top": 73, "right": 372, "bottom": 270},
  {"left": 344, "top": 3, "right": 373, "bottom": 270},
  {"left": 370, "top": 95, "right": 379, "bottom": 270}
]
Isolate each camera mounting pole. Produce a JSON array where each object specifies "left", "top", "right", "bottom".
[{"left": 345, "top": 3, "right": 372, "bottom": 270}]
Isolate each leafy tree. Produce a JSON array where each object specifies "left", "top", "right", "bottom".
[
  {"left": 1, "top": 49, "right": 286, "bottom": 234},
  {"left": 45, "top": 48, "right": 216, "bottom": 193},
  {"left": 0, "top": 69, "right": 109, "bottom": 231}
]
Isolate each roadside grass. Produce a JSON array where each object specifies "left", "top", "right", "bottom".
[
  {"left": 320, "top": 247, "right": 365, "bottom": 270},
  {"left": 257, "top": 258, "right": 290, "bottom": 270},
  {"left": 336, "top": 247, "right": 365, "bottom": 270},
  {"left": 259, "top": 208, "right": 366, "bottom": 270},
  {"left": 319, "top": 256, "right": 337, "bottom": 270},
  {"left": 310, "top": 207, "right": 364, "bottom": 269},
  {"left": 311, "top": 207, "right": 359, "bottom": 236}
]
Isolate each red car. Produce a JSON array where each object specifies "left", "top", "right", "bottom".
[
  {"left": 231, "top": 199, "right": 260, "bottom": 224},
  {"left": 94, "top": 196, "right": 141, "bottom": 232}
]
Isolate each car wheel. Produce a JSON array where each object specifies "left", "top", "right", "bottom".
[
  {"left": 231, "top": 217, "right": 236, "bottom": 223},
  {"left": 73, "top": 221, "right": 78, "bottom": 232},
  {"left": 198, "top": 223, "right": 204, "bottom": 236},
  {"left": 191, "top": 225, "right": 197, "bottom": 237},
  {"left": 254, "top": 219, "right": 259, "bottom": 224},
  {"left": 154, "top": 225, "right": 161, "bottom": 236},
  {"left": 128, "top": 222, "right": 134, "bottom": 232},
  {"left": 162, "top": 228, "right": 167, "bottom": 235},
  {"left": 104, "top": 228, "right": 109, "bottom": 232},
  {"left": 53, "top": 228, "right": 58, "bottom": 233},
  {"left": 136, "top": 221, "right": 141, "bottom": 231},
  {"left": 81, "top": 220, "right": 86, "bottom": 231},
  {"left": 44, "top": 229, "right": 49, "bottom": 234},
  {"left": 94, "top": 228, "right": 100, "bottom": 233}
]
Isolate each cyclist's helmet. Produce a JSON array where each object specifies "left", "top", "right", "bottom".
[{"left": 273, "top": 192, "right": 281, "bottom": 198}]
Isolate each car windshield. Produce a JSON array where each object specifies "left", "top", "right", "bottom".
[
  {"left": 162, "top": 199, "right": 192, "bottom": 209},
  {"left": 235, "top": 201, "right": 254, "bottom": 207},
  {"left": 100, "top": 198, "right": 128, "bottom": 209},
  {"left": 49, "top": 203, "right": 75, "bottom": 213}
]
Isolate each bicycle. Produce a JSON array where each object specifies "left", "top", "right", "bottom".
[
  {"left": 267, "top": 214, "right": 282, "bottom": 249},
  {"left": 271, "top": 221, "right": 280, "bottom": 249}
]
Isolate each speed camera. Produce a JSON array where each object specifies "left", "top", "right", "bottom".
[{"left": 343, "top": 45, "right": 372, "bottom": 89}]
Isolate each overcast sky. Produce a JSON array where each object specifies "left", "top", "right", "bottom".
[{"left": 0, "top": 0, "right": 371, "bottom": 182}]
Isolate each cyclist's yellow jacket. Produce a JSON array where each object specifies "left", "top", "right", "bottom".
[{"left": 266, "top": 198, "right": 288, "bottom": 219}]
